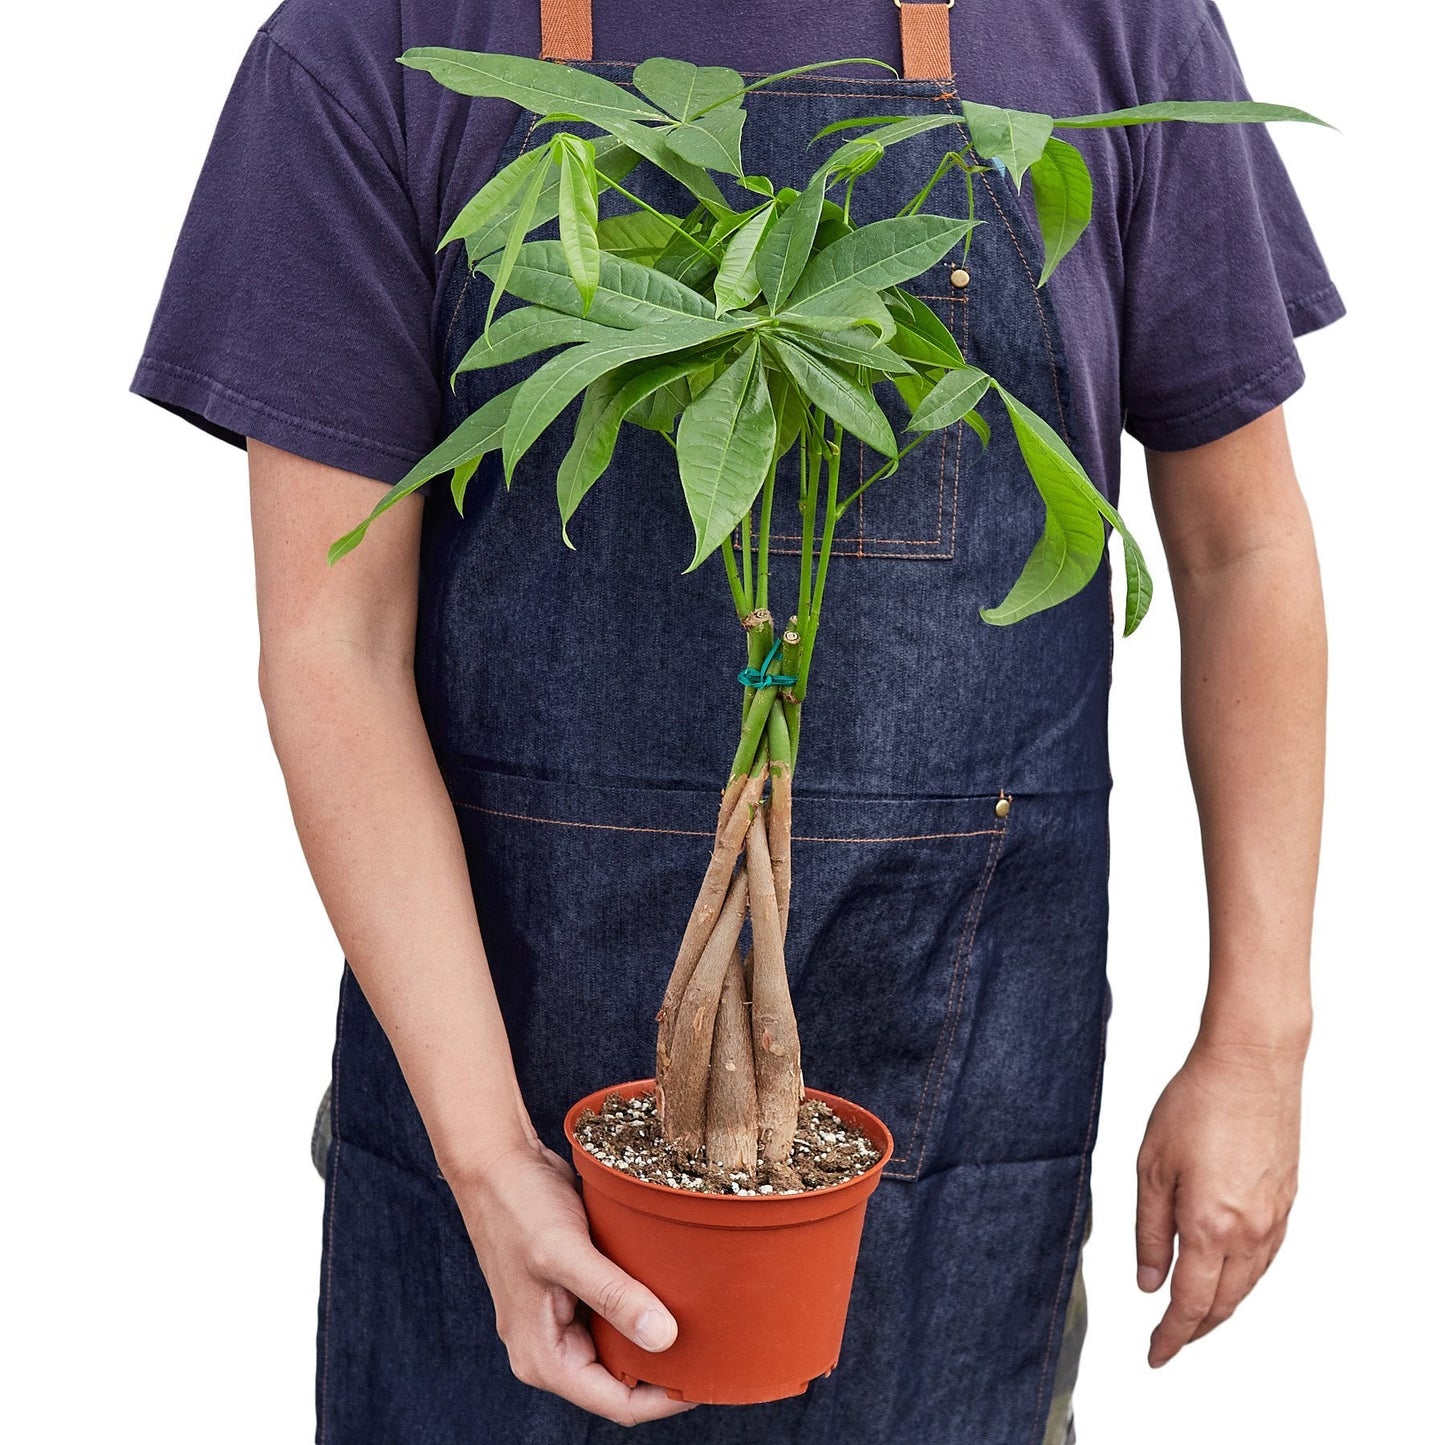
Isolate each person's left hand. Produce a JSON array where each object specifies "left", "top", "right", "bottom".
[{"left": 1135, "top": 1036, "right": 1305, "bottom": 1367}]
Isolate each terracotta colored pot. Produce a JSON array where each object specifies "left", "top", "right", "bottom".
[{"left": 564, "top": 1078, "right": 894, "bottom": 1405}]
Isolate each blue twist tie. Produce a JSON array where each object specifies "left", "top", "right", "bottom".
[{"left": 738, "top": 636, "right": 797, "bottom": 690}]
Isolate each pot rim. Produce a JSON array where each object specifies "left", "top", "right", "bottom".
[{"left": 564, "top": 1078, "right": 895, "bottom": 1206}]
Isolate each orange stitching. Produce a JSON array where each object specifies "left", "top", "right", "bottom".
[
  {"left": 797, "top": 827, "right": 1001, "bottom": 844},
  {"left": 455, "top": 801, "right": 713, "bottom": 838},
  {"left": 1031, "top": 997, "right": 1107, "bottom": 1441},
  {"left": 453, "top": 799, "right": 1002, "bottom": 845},
  {"left": 885, "top": 798, "right": 1009, "bottom": 1178},
  {"left": 971, "top": 165, "right": 1071, "bottom": 447}
]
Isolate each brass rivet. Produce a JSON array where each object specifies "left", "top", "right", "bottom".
[
  {"left": 949, "top": 266, "right": 971, "bottom": 289},
  {"left": 994, "top": 796, "right": 1011, "bottom": 819}
]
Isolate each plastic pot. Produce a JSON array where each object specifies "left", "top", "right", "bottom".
[{"left": 563, "top": 1078, "right": 894, "bottom": 1405}]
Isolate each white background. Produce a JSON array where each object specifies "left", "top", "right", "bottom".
[{"left": 3, "top": 1, "right": 1436, "bottom": 1440}]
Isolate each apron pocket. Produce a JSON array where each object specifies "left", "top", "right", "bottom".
[{"left": 440, "top": 757, "right": 1009, "bottom": 1180}]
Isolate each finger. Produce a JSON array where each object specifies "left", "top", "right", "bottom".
[
  {"left": 514, "top": 1317, "right": 696, "bottom": 1425},
  {"left": 1188, "top": 1252, "right": 1256, "bottom": 1344},
  {"left": 553, "top": 1322, "right": 697, "bottom": 1425},
  {"left": 551, "top": 1245, "right": 680, "bottom": 1355},
  {"left": 1148, "top": 1241, "right": 1222, "bottom": 1368},
  {"left": 1135, "top": 1158, "right": 1177, "bottom": 1293}
]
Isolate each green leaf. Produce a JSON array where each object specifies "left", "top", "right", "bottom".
[
  {"left": 485, "top": 148, "right": 552, "bottom": 333},
  {"left": 812, "top": 105, "right": 1053, "bottom": 189},
  {"left": 765, "top": 335, "right": 897, "bottom": 460},
  {"left": 810, "top": 113, "right": 911, "bottom": 141},
  {"left": 327, "top": 382, "right": 521, "bottom": 562},
  {"left": 634, "top": 200, "right": 723, "bottom": 288},
  {"left": 712, "top": 204, "right": 774, "bottom": 314},
  {"left": 595, "top": 210, "right": 683, "bottom": 261},
  {"left": 451, "top": 305, "right": 619, "bottom": 381},
  {"left": 663, "top": 108, "right": 746, "bottom": 177},
  {"left": 502, "top": 318, "right": 752, "bottom": 482},
  {"left": 625, "top": 371, "right": 694, "bottom": 432},
  {"left": 886, "top": 287, "right": 965, "bottom": 365},
  {"left": 981, "top": 505, "right": 1105, "bottom": 630},
  {"left": 755, "top": 172, "right": 827, "bottom": 309},
  {"left": 400, "top": 49, "right": 668, "bottom": 127},
  {"left": 632, "top": 58, "right": 744, "bottom": 122},
  {"left": 768, "top": 366, "right": 806, "bottom": 463},
  {"left": 557, "top": 346, "right": 731, "bottom": 543},
  {"left": 477, "top": 241, "right": 715, "bottom": 328},
  {"left": 464, "top": 137, "right": 639, "bottom": 265},
  {"left": 782, "top": 283, "right": 897, "bottom": 340},
  {"left": 960, "top": 103, "right": 1054, "bottom": 187},
  {"left": 810, "top": 112, "right": 982, "bottom": 185},
  {"left": 908, "top": 365, "right": 992, "bottom": 433},
  {"left": 786, "top": 214, "right": 974, "bottom": 311},
  {"left": 1054, "top": 99, "right": 1332, "bottom": 130},
  {"left": 450, "top": 456, "right": 481, "bottom": 515},
  {"left": 961, "top": 409, "right": 991, "bottom": 450},
  {"left": 403, "top": 50, "right": 725, "bottom": 206},
  {"left": 677, "top": 339, "right": 777, "bottom": 573},
  {"left": 1027, "top": 136, "right": 1092, "bottom": 286},
  {"left": 440, "top": 145, "right": 547, "bottom": 251},
  {"left": 556, "top": 135, "right": 600, "bottom": 312},
  {"left": 607, "top": 117, "right": 729, "bottom": 206},
  {"left": 774, "top": 322, "right": 915, "bottom": 374},
  {"left": 985, "top": 381, "right": 1153, "bottom": 632}
]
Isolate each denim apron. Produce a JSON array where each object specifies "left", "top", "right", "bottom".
[{"left": 316, "top": 14, "right": 1111, "bottom": 1443}]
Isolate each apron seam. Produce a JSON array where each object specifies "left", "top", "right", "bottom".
[
  {"left": 888, "top": 801, "right": 1010, "bottom": 1177},
  {"left": 1030, "top": 993, "right": 1108, "bottom": 1444},
  {"left": 453, "top": 797, "right": 1004, "bottom": 845}
]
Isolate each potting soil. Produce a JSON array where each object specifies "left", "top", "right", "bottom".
[{"left": 574, "top": 1090, "right": 880, "bottom": 1194}]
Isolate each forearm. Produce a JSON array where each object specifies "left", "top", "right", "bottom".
[
  {"left": 1173, "top": 526, "right": 1324, "bottom": 1052},
  {"left": 260, "top": 646, "right": 535, "bottom": 1186}
]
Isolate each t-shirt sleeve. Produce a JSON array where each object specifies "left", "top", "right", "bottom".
[
  {"left": 1119, "top": 1, "right": 1346, "bottom": 451},
  {"left": 130, "top": 27, "right": 439, "bottom": 486}
]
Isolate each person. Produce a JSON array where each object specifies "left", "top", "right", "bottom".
[{"left": 130, "top": 0, "right": 1342, "bottom": 1440}]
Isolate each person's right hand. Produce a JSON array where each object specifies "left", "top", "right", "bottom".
[{"left": 452, "top": 1135, "right": 698, "bottom": 1427}]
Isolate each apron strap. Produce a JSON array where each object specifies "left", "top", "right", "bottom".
[
  {"left": 897, "top": 1, "right": 955, "bottom": 81},
  {"left": 539, "top": 1, "right": 953, "bottom": 81},
  {"left": 540, "top": 0, "right": 593, "bottom": 61}
]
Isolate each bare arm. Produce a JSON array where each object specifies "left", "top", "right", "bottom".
[
  {"left": 1135, "top": 405, "right": 1323, "bottom": 1366},
  {"left": 248, "top": 440, "right": 693, "bottom": 1424}
]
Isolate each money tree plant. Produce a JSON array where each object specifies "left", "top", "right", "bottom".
[{"left": 329, "top": 50, "right": 1327, "bottom": 1181}]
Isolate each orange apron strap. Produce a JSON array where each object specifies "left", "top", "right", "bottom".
[
  {"left": 539, "top": 1, "right": 952, "bottom": 82},
  {"left": 540, "top": 0, "right": 593, "bottom": 61},
  {"left": 898, "top": 0, "right": 955, "bottom": 81}
]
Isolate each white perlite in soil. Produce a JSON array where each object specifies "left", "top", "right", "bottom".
[{"left": 573, "top": 1089, "right": 882, "bottom": 1195}]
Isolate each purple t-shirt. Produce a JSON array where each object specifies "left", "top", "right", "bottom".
[{"left": 130, "top": 0, "right": 1345, "bottom": 507}]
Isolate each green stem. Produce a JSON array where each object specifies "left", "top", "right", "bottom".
[
  {"left": 731, "top": 675, "right": 780, "bottom": 781},
  {"left": 740, "top": 612, "right": 773, "bottom": 728},
  {"left": 597, "top": 175, "right": 720, "bottom": 261},
  {"left": 766, "top": 691, "right": 793, "bottom": 776},
  {"left": 757, "top": 453, "right": 777, "bottom": 616},
  {"left": 780, "top": 618, "right": 802, "bottom": 767},
  {"left": 796, "top": 410, "right": 822, "bottom": 628},
  {"left": 835, "top": 432, "right": 929, "bottom": 516},
  {"left": 897, "top": 151, "right": 961, "bottom": 218},
  {"left": 793, "top": 419, "right": 842, "bottom": 704},
  {"left": 720, "top": 528, "right": 749, "bottom": 620},
  {"left": 740, "top": 507, "right": 754, "bottom": 608}
]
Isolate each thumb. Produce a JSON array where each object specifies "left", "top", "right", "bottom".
[
  {"left": 1135, "top": 1156, "right": 1177, "bottom": 1293},
  {"left": 558, "top": 1247, "right": 679, "bottom": 1353}
]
